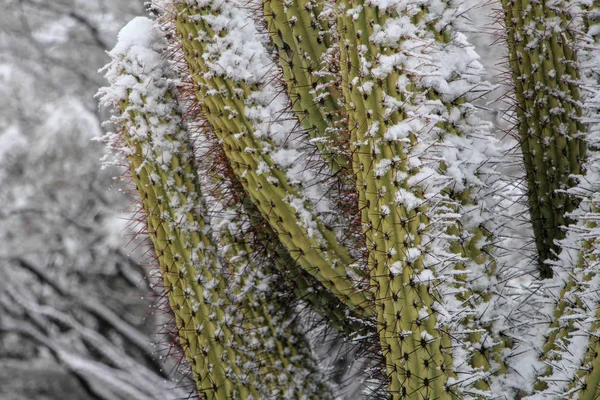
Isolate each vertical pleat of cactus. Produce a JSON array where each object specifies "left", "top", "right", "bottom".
[
  {"left": 335, "top": 0, "right": 503, "bottom": 397},
  {"left": 98, "top": 17, "right": 332, "bottom": 398},
  {"left": 260, "top": 0, "right": 371, "bottom": 307},
  {"left": 168, "top": 0, "right": 374, "bottom": 316},
  {"left": 501, "top": 0, "right": 587, "bottom": 278},
  {"left": 208, "top": 199, "right": 333, "bottom": 398},
  {"left": 531, "top": 242, "right": 600, "bottom": 397}
]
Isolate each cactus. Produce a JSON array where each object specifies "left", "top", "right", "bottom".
[
  {"left": 501, "top": 0, "right": 587, "bottom": 278},
  {"left": 98, "top": 0, "right": 600, "bottom": 399},
  {"left": 98, "top": 18, "right": 332, "bottom": 397}
]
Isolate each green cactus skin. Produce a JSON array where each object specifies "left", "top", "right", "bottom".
[
  {"left": 532, "top": 246, "right": 599, "bottom": 396},
  {"left": 334, "top": 0, "right": 506, "bottom": 397},
  {"left": 335, "top": 4, "right": 451, "bottom": 397},
  {"left": 202, "top": 142, "right": 371, "bottom": 336},
  {"left": 575, "top": 302, "right": 600, "bottom": 400},
  {"left": 261, "top": 0, "right": 371, "bottom": 303},
  {"left": 171, "top": 1, "right": 375, "bottom": 317},
  {"left": 130, "top": 94, "right": 330, "bottom": 398},
  {"left": 244, "top": 197, "right": 372, "bottom": 336},
  {"left": 501, "top": 0, "right": 587, "bottom": 278},
  {"left": 574, "top": 5, "right": 600, "bottom": 397},
  {"left": 189, "top": 95, "right": 365, "bottom": 334},
  {"left": 529, "top": 3, "right": 600, "bottom": 394},
  {"left": 134, "top": 138, "right": 330, "bottom": 398},
  {"left": 528, "top": 178, "right": 600, "bottom": 397}
]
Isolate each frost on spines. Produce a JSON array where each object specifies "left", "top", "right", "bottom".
[
  {"left": 261, "top": 0, "right": 352, "bottom": 175},
  {"left": 522, "top": 2, "right": 600, "bottom": 398},
  {"left": 181, "top": 61, "right": 371, "bottom": 338},
  {"left": 260, "top": 0, "right": 363, "bottom": 254},
  {"left": 500, "top": 0, "right": 587, "bottom": 279},
  {"left": 95, "top": 0, "right": 600, "bottom": 398}
]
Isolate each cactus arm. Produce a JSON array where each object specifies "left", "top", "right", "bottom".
[
  {"left": 337, "top": 5, "right": 454, "bottom": 397},
  {"left": 124, "top": 107, "right": 252, "bottom": 398},
  {"left": 335, "top": 0, "right": 505, "bottom": 397},
  {"left": 528, "top": 3, "right": 600, "bottom": 395},
  {"left": 213, "top": 217, "right": 333, "bottom": 398},
  {"left": 531, "top": 247, "right": 600, "bottom": 397},
  {"left": 261, "top": 0, "right": 367, "bottom": 248},
  {"left": 168, "top": 0, "right": 375, "bottom": 316},
  {"left": 99, "top": 17, "right": 332, "bottom": 398},
  {"left": 501, "top": 0, "right": 587, "bottom": 277},
  {"left": 576, "top": 4, "right": 600, "bottom": 395},
  {"left": 197, "top": 174, "right": 335, "bottom": 397},
  {"left": 574, "top": 273, "right": 600, "bottom": 399},
  {"left": 260, "top": 0, "right": 372, "bottom": 300},
  {"left": 137, "top": 125, "right": 331, "bottom": 398},
  {"left": 338, "top": 3, "right": 448, "bottom": 398}
]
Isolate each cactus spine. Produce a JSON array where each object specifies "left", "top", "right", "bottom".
[{"left": 98, "top": 0, "right": 600, "bottom": 398}]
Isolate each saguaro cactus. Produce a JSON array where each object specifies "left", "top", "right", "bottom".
[{"left": 98, "top": 0, "right": 600, "bottom": 398}]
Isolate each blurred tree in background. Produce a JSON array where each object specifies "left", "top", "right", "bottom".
[{"left": 0, "top": 1, "right": 190, "bottom": 398}]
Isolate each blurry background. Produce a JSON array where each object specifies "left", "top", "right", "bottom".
[{"left": 0, "top": 1, "right": 191, "bottom": 399}]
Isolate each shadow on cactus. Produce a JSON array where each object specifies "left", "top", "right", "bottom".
[{"left": 97, "top": 0, "right": 600, "bottom": 398}]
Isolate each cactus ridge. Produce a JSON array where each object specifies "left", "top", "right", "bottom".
[
  {"left": 169, "top": 0, "right": 376, "bottom": 316},
  {"left": 262, "top": 0, "right": 351, "bottom": 174},
  {"left": 260, "top": 0, "right": 369, "bottom": 277}
]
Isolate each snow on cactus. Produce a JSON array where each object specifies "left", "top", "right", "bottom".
[{"left": 95, "top": 0, "right": 600, "bottom": 399}]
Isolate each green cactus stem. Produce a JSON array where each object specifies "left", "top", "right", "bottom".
[
  {"left": 532, "top": 240, "right": 600, "bottom": 396},
  {"left": 261, "top": 0, "right": 369, "bottom": 279},
  {"left": 336, "top": 0, "right": 504, "bottom": 397},
  {"left": 262, "top": 0, "right": 351, "bottom": 175},
  {"left": 531, "top": 3, "right": 600, "bottom": 393},
  {"left": 501, "top": 0, "right": 587, "bottom": 278}
]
